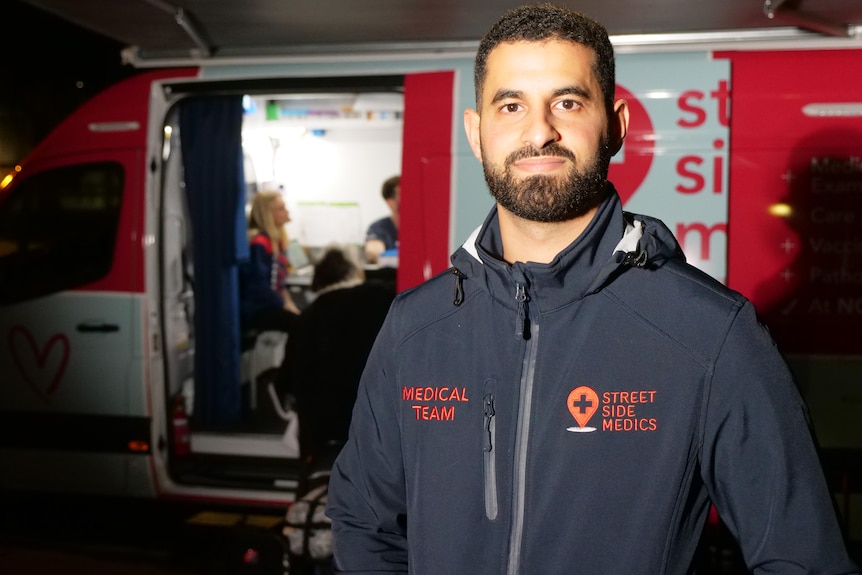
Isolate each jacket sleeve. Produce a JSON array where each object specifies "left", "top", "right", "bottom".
[
  {"left": 702, "top": 302, "right": 859, "bottom": 573},
  {"left": 326, "top": 314, "right": 409, "bottom": 574}
]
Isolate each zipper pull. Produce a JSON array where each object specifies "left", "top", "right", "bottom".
[
  {"left": 511, "top": 267, "right": 529, "bottom": 339},
  {"left": 515, "top": 283, "right": 527, "bottom": 338},
  {"left": 483, "top": 393, "right": 495, "bottom": 452}
]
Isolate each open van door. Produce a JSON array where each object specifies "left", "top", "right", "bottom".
[{"left": 154, "top": 70, "right": 457, "bottom": 503}]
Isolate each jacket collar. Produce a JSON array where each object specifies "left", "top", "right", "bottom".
[{"left": 451, "top": 185, "right": 684, "bottom": 313}]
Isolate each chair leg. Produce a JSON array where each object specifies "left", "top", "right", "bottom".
[
  {"left": 267, "top": 381, "right": 292, "bottom": 421},
  {"left": 249, "top": 346, "right": 258, "bottom": 410},
  {"left": 245, "top": 331, "right": 288, "bottom": 413}
]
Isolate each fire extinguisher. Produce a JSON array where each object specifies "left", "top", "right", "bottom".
[{"left": 171, "top": 395, "right": 191, "bottom": 457}]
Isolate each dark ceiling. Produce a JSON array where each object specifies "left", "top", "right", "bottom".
[{"left": 17, "top": 0, "right": 862, "bottom": 65}]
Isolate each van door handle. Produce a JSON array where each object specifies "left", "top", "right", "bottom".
[{"left": 77, "top": 323, "right": 120, "bottom": 333}]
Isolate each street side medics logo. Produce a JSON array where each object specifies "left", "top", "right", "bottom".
[{"left": 567, "top": 385, "right": 657, "bottom": 433}]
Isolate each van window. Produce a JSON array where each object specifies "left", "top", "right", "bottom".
[{"left": 0, "top": 162, "right": 124, "bottom": 304}]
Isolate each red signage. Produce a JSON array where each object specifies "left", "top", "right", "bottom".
[{"left": 719, "top": 49, "right": 862, "bottom": 355}]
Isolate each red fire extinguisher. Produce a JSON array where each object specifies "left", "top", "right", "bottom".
[{"left": 171, "top": 395, "right": 191, "bottom": 457}]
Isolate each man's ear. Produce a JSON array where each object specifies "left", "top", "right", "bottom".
[
  {"left": 609, "top": 99, "right": 629, "bottom": 156},
  {"left": 464, "top": 108, "right": 483, "bottom": 162}
]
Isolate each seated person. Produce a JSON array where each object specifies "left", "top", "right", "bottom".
[
  {"left": 239, "top": 190, "right": 302, "bottom": 335},
  {"left": 281, "top": 244, "right": 395, "bottom": 463},
  {"left": 238, "top": 191, "right": 302, "bottom": 410},
  {"left": 363, "top": 174, "right": 399, "bottom": 265}
]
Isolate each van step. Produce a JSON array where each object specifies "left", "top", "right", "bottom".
[{"left": 173, "top": 453, "right": 306, "bottom": 494}]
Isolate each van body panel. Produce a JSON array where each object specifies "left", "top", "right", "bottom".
[
  {"left": 0, "top": 293, "right": 143, "bottom": 412},
  {"left": 0, "top": 450, "right": 154, "bottom": 497}
]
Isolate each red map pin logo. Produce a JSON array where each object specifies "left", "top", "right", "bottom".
[{"left": 567, "top": 386, "right": 598, "bottom": 428}]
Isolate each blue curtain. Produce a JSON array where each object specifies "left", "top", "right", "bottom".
[{"left": 180, "top": 96, "right": 248, "bottom": 426}]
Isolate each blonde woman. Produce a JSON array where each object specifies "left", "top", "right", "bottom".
[{"left": 239, "top": 191, "right": 301, "bottom": 335}]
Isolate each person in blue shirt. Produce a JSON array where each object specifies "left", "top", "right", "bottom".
[{"left": 363, "top": 175, "right": 399, "bottom": 264}]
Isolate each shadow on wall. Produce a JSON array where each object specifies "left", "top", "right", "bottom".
[{"left": 752, "top": 126, "right": 862, "bottom": 356}]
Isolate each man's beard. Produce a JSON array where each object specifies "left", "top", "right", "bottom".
[{"left": 482, "top": 140, "right": 612, "bottom": 222}]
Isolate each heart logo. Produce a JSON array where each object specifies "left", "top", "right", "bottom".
[{"left": 8, "top": 325, "right": 70, "bottom": 403}]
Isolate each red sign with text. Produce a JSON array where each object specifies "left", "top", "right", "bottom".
[{"left": 719, "top": 49, "right": 862, "bottom": 355}]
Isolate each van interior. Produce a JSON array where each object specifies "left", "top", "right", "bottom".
[{"left": 160, "top": 78, "right": 404, "bottom": 495}]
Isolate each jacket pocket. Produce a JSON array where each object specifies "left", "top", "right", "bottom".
[{"left": 483, "top": 381, "right": 498, "bottom": 520}]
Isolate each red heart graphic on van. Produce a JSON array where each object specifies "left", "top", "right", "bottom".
[
  {"left": 8, "top": 325, "right": 69, "bottom": 403},
  {"left": 608, "top": 84, "right": 655, "bottom": 206}
]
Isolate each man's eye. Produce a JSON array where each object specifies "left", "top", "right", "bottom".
[
  {"left": 558, "top": 100, "right": 579, "bottom": 110},
  {"left": 502, "top": 103, "right": 521, "bottom": 113}
]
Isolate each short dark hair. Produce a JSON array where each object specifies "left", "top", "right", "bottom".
[
  {"left": 381, "top": 175, "right": 400, "bottom": 201},
  {"left": 473, "top": 4, "right": 616, "bottom": 112}
]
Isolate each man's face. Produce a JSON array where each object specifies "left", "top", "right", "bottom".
[
  {"left": 464, "top": 40, "right": 628, "bottom": 222},
  {"left": 387, "top": 186, "right": 400, "bottom": 213}
]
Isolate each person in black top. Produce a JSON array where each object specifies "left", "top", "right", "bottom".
[{"left": 282, "top": 244, "right": 394, "bottom": 463}]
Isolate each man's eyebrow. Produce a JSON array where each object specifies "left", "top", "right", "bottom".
[
  {"left": 489, "top": 89, "right": 523, "bottom": 105},
  {"left": 553, "top": 85, "right": 593, "bottom": 99}
]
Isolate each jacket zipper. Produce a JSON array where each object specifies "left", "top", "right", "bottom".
[
  {"left": 483, "top": 390, "right": 498, "bottom": 520},
  {"left": 507, "top": 323, "right": 539, "bottom": 575}
]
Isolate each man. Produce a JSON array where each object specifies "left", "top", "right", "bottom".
[
  {"left": 363, "top": 174, "right": 400, "bottom": 264},
  {"left": 326, "top": 4, "right": 859, "bottom": 574}
]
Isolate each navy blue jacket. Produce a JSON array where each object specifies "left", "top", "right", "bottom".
[
  {"left": 239, "top": 233, "right": 286, "bottom": 326},
  {"left": 327, "top": 189, "right": 858, "bottom": 574}
]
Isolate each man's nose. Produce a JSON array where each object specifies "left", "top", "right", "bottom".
[{"left": 522, "top": 109, "right": 560, "bottom": 150}]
